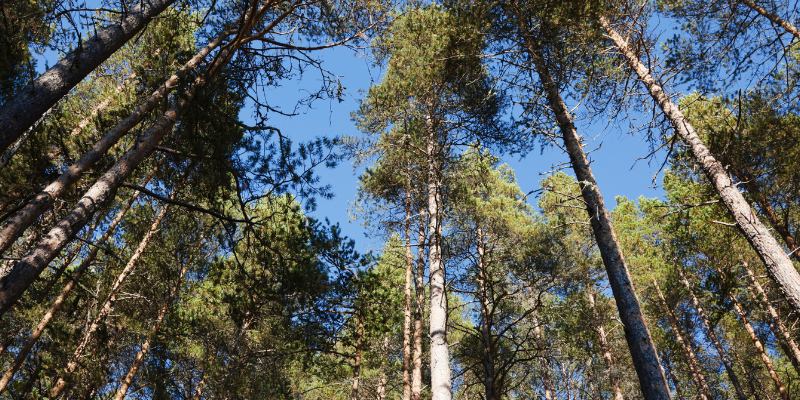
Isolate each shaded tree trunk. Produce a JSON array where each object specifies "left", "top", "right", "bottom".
[
  {"left": 586, "top": 286, "right": 624, "bottom": 400},
  {"left": 652, "top": 278, "right": 712, "bottom": 400},
  {"left": 112, "top": 252, "right": 191, "bottom": 400},
  {"left": 511, "top": 9, "right": 672, "bottom": 399},
  {"left": 601, "top": 16, "right": 800, "bottom": 318},
  {"left": 742, "top": 260, "right": 800, "bottom": 374},
  {"left": 0, "top": 0, "right": 178, "bottom": 153},
  {"left": 676, "top": 267, "right": 747, "bottom": 400},
  {"left": 531, "top": 312, "right": 554, "bottom": 400},
  {"left": 728, "top": 292, "right": 789, "bottom": 400},
  {"left": 403, "top": 193, "right": 414, "bottom": 400},
  {"left": 0, "top": 32, "right": 226, "bottom": 258},
  {"left": 477, "top": 228, "right": 496, "bottom": 400},
  {"left": 412, "top": 207, "right": 426, "bottom": 400},
  {"left": 352, "top": 306, "right": 364, "bottom": 400},
  {"left": 0, "top": 168, "right": 155, "bottom": 394}
]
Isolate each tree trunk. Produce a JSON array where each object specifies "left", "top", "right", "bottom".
[
  {"left": 531, "top": 312, "right": 554, "bottom": 400},
  {"left": 0, "top": 0, "right": 178, "bottom": 153},
  {"left": 729, "top": 292, "right": 789, "bottom": 400},
  {"left": 70, "top": 72, "right": 137, "bottom": 138},
  {"left": 742, "top": 260, "right": 800, "bottom": 373},
  {"left": 403, "top": 194, "right": 414, "bottom": 400},
  {"left": 49, "top": 179, "right": 183, "bottom": 398},
  {"left": 0, "top": 32, "right": 225, "bottom": 258},
  {"left": 477, "top": 228, "right": 496, "bottom": 400},
  {"left": 0, "top": 168, "right": 155, "bottom": 394},
  {"left": 738, "top": 0, "right": 800, "bottom": 40},
  {"left": 651, "top": 278, "right": 712, "bottom": 400},
  {"left": 513, "top": 11, "right": 672, "bottom": 399},
  {"left": 0, "top": 46, "right": 234, "bottom": 318},
  {"left": 112, "top": 253, "right": 190, "bottom": 400},
  {"left": 601, "top": 16, "right": 800, "bottom": 318},
  {"left": 352, "top": 306, "right": 364, "bottom": 400},
  {"left": 661, "top": 352, "right": 685, "bottom": 400},
  {"left": 425, "top": 111, "right": 451, "bottom": 400},
  {"left": 412, "top": 207, "right": 426, "bottom": 400},
  {"left": 586, "top": 286, "right": 624, "bottom": 400},
  {"left": 676, "top": 267, "right": 748, "bottom": 400}
]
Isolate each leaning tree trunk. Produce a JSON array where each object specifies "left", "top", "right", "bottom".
[
  {"left": 651, "top": 278, "right": 712, "bottom": 400},
  {"left": 0, "top": 45, "right": 235, "bottom": 318},
  {"left": 586, "top": 286, "right": 625, "bottom": 400},
  {"left": 403, "top": 193, "right": 414, "bottom": 400},
  {"left": 742, "top": 260, "right": 800, "bottom": 373},
  {"left": 412, "top": 207, "right": 426, "bottom": 400},
  {"left": 512, "top": 9, "right": 672, "bottom": 399},
  {"left": 0, "top": 0, "right": 178, "bottom": 153},
  {"left": 738, "top": 0, "right": 800, "bottom": 40},
  {"left": 49, "top": 179, "right": 184, "bottom": 398},
  {"left": 112, "top": 253, "right": 191, "bottom": 400},
  {"left": 425, "top": 111, "right": 451, "bottom": 400},
  {"left": 676, "top": 267, "right": 748, "bottom": 400},
  {"left": 0, "top": 168, "right": 156, "bottom": 394},
  {"left": 728, "top": 291, "right": 789, "bottom": 400},
  {"left": 0, "top": 31, "right": 226, "bottom": 258},
  {"left": 601, "top": 16, "right": 800, "bottom": 318}
]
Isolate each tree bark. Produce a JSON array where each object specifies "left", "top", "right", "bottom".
[
  {"left": 403, "top": 193, "right": 414, "bottom": 400},
  {"left": 0, "top": 168, "right": 155, "bottom": 394},
  {"left": 477, "top": 228, "right": 496, "bottom": 400},
  {"left": 742, "top": 260, "right": 800, "bottom": 373},
  {"left": 738, "top": 0, "right": 800, "bottom": 40},
  {"left": 601, "top": 16, "right": 800, "bottom": 318},
  {"left": 0, "top": 0, "right": 178, "bottom": 153},
  {"left": 652, "top": 278, "right": 712, "bottom": 400},
  {"left": 513, "top": 10, "right": 672, "bottom": 399},
  {"left": 352, "top": 305, "right": 364, "bottom": 400},
  {"left": 676, "top": 267, "right": 748, "bottom": 400},
  {"left": 0, "top": 32, "right": 226, "bottom": 258},
  {"left": 412, "top": 207, "right": 426, "bottom": 400},
  {"left": 112, "top": 252, "right": 191, "bottom": 400},
  {"left": 586, "top": 286, "right": 625, "bottom": 400},
  {"left": 0, "top": 43, "right": 235, "bottom": 318},
  {"left": 729, "top": 292, "right": 789, "bottom": 400},
  {"left": 49, "top": 179, "right": 183, "bottom": 398},
  {"left": 425, "top": 111, "right": 451, "bottom": 400},
  {"left": 531, "top": 312, "right": 554, "bottom": 400}
]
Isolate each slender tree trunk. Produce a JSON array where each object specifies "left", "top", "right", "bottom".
[
  {"left": 0, "top": 168, "right": 155, "bottom": 394},
  {"left": 601, "top": 16, "right": 800, "bottom": 317},
  {"left": 743, "top": 260, "right": 800, "bottom": 373},
  {"left": 730, "top": 343, "right": 765, "bottom": 400},
  {"left": 0, "top": 32, "right": 226, "bottom": 258},
  {"left": 0, "top": 0, "right": 178, "bottom": 152},
  {"left": 586, "top": 286, "right": 624, "bottom": 400},
  {"left": 377, "top": 336, "right": 390, "bottom": 400},
  {"left": 13, "top": 361, "right": 41, "bottom": 400},
  {"left": 352, "top": 306, "right": 364, "bottom": 400},
  {"left": 738, "top": 0, "right": 800, "bottom": 40},
  {"left": 112, "top": 254, "right": 190, "bottom": 400},
  {"left": 652, "top": 278, "right": 712, "bottom": 400},
  {"left": 425, "top": 111, "right": 451, "bottom": 400},
  {"left": 676, "top": 267, "right": 748, "bottom": 400},
  {"left": 70, "top": 72, "right": 137, "bottom": 138},
  {"left": 49, "top": 180, "right": 182, "bottom": 398},
  {"left": 0, "top": 106, "right": 54, "bottom": 171},
  {"left": 403, "top": 193, "right": 414, "bottom": 400},
  {"left": 511, "top": 10, "right": 671, "bottom": 399},
  {"left": 412, "top": 208, "right": 426, "bottom": 400},
  {"left": 0, "top": 45, "right": 234, "bottom": 317},
  {"left": 531, "top": 312, "right": 554, "bottom": 400},
  {"left": 662, "top": 352, "right": 685, "bottom": 400},
  {"left": 729, "top": 292, "right": 789, "bottom": 400},
  {"left": 476, "top": 228, "right": 496, "bottom": 400}
]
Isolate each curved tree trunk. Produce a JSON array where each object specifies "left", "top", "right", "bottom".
[
  {"left": 511, "top": 9, "right": 672, "bottom": 399},
  {"left": 601, "top": 16, "right": 800, "bottom": 318},
  {"left": 0, "top": 0, "right": 178, "bottom": 153}
]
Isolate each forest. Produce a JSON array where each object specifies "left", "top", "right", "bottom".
[{"left": 1, "top": 0, "right": 800, "bottom": 398}]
